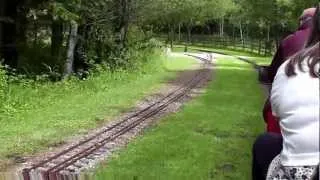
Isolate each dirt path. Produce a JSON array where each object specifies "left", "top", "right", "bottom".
[{"left": 3, "top": 54, "right": 213, "bottom": 178}]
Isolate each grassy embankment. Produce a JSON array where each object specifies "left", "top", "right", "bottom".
[{"left": 0, "top": 52, "right": 197, "bottom": 169}]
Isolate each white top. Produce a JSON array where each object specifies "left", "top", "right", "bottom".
[{"left": 271, "top": 58, "right": 319, "bottom": 166}]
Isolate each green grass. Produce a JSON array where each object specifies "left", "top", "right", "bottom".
[
  {"left": 95, "top": 57, "right": 265, "bottom": 179},
  {"left": 0, "top": 53, "right": 197, "bottom": 169},
  {"left": 163, "top": 55, "right": 198, "bottom": 71},
  {"left": 173, "top": 45, "right": 272, "bottom": 66}
]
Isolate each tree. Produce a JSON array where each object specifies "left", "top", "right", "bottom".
[
  {"left": 1, "top": 0, "right": 19, "bottom": 68},
  {"left": 0, "top": 0, "right": 312, "bottom": 78},
  {"left": 0, "top": 0, "right": 5, "bottom": 60},
  {"left": 64, "top": 20, "right": 78, "bottom": 78},
  {"left": 203, "top": 0, "right": 235, "bottom": 37}
]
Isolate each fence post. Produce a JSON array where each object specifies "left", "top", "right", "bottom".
[
  {"left": 264, "top": 41, "right": 267, "bottom": 56},
  {"left": 264, "top": 40, "right": 272, "bottom": 56},
  {"left": 242, "top": 38, "right": 245, "bottom": 51},
  {"left": 251, "top": 41, "right": 254, "bottom": 53},
  {"left": 269, "top": 41, "right": 273, "bottom": 55},
  {"left": 258, "top": 40, "right": 262, "bottom": 55},
  {"left": 226, "top": 37, "right": 229, "bottom": 49}
]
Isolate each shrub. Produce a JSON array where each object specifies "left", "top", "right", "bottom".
[{"left": 0, "top": 65, "right": 7, "bottom": 112}]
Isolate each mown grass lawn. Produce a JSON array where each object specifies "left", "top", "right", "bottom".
[
  {"left": 95, "top": 56, "right": 267, "bottom": 180},
  {"left": 0, "top": 54, "right": 196, "bottom": 169}
]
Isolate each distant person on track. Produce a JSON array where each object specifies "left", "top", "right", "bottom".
[
  {"left": 252, "top": 6, "right": 318, "bottom": 180},
  {"left": 262, "top": 7, "right": 316, "bottom": 134}
]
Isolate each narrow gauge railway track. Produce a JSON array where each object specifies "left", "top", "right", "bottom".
[
  {"left": 21, "top": 64, "right": 212, "bottom": 180},
  {"left": 187, "top": 49, "right": 272, "bottom": 86},
  {"left": 184, "top": 53, "right": 213, "bottom": 64},
  {"left": 190, "top": 48, "right": 261, "bottom": 70}
]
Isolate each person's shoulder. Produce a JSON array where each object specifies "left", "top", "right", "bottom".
[
  {"left": 281, "top": 28, "right": 310, "bottom": 43},
  {"left": 278, "top": 60, "right": 290, "bottom": 73},
  {"left": 279, "top": 34, "right": 295, "bottom": 49},
  {"left": 281, "top": 32, "right": 300, "bottom": 43},
  {"left": 282, "top": 34, "right": 295, "bottom": 42},
  {"left": 274, "top": 60, "right": 290, "bottom": 81}
]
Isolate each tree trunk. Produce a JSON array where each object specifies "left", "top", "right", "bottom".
[
  {"left": 74, "top": 24, "right": 89, "bottom": 75},
  {"left": 119, "top": 0, "right": 130, "bottom": 49},
  {"left": 246, "top": 25, "right": 249, "bottom": 40},
  {"left": 51, "top": 20, "right": 64, "bottom": 58},
  {"left": 232, "top": 24, "right": 235, "bottom": 39},
  {"left": 222, "top": 18, "right": 224, "bottom": 37},
  {"left": 0, "top": 0, "right": 4, "bottom": 56},
  {"left": 275, "top": 37, "right": 280, "bottom": 48},
  {"left": 187, "top": 24, "right": 192, "bottom": 44},
  {"left": 166, "top": 24, "right": 170, "bottom": 45},
  {"left": 178, "top": 23, "right": 181, "bottom": 42},
  {"left": 266, "top": 25, "right": 270, "bottom": 42},
  {"left": 183, "top": 23, "right": 191, "bottom": 52},
  {"left": 185, "top": 22, "right": 192, "bottom": 52},
  {"left": 16, "top": 5, "right": 27, "bottom": 48},
  {"left": 95, "top": 39, "right": 103, "bottom": 64},
  {"left": 258, "top": 39, "right": 262, "bottom": 55},
  {"left": 170, "top": 25, "right": 174, "bottom": 49},
  {"left": 112, "top": 0, "right": 130, "bottom": 49},
  {"left": 64, "top": 21, "right": 78, "bottom": 78},
  {"left": 33, "top": 20, "right": 38, "bottom": 46},
  {"left": 219, "top": 20, "right": 221, "bottom": 37},
  {"left": 239, "top": 21, "right": 244, "bottom": 46},
  {"left": 94, "top": 27, "right": 103, "bottom": 63},
  {"left": 274, "top": 27, "right": 280, "bottom": 49},
  {"left": 219, "top": 17, "right": 224, "bottom": 37}
]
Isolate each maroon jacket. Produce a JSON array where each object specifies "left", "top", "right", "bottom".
[
  {"left": 263, "top": 22, "right": 312, "bottom": 133},
  {"left": 267, "top": 23, "right": 312, "bottom": 83}
]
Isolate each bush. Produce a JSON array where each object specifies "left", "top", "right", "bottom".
[
  {"left": 0, "top": 65, "right": 19, "bottom": 117},
  {"left": 19, "top": 44, "right": 63, "bottom": 75},
  {"left": 0, "top": 65, "right": 8, "bottom": 112}
]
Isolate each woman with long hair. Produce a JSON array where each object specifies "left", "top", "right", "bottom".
[{"left": 266, "top": 4, "right": 320, "bottom": 179}]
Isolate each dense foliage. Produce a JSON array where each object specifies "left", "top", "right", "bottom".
[
  {"left": 0, "top": 0, "right": 161, "bottom": 78},
  {"left": 0, "top": 65, "right": 6, "bottom": 111},
  {"left": 0, "top": 0, "right": 316, "bottom": 77}
]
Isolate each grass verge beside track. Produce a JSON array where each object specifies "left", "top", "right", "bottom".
[
  {"left": 95, "top": 56, "right": 266, "bottom": 179},
  {"left": 0, "top": 54, "right": 196, "bottom": 170}
]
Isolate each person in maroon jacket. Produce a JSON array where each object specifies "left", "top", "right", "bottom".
[
  {"left": 261, "top": 7, "right": 316, "bottom": 134},
  {"left": 252, "top": 7, "right": 316, "bottom": 180},
  {"left": 266, "top": 8, "right": 316, "bottom": 83}
]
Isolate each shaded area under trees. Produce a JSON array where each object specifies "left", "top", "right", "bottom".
[{"left": 0, "top": 0, "right": 317, "bottom": 79}]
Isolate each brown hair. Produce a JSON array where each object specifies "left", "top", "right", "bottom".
[{"left": 285, "top": 4, "right": 320, "bottom": 78}]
